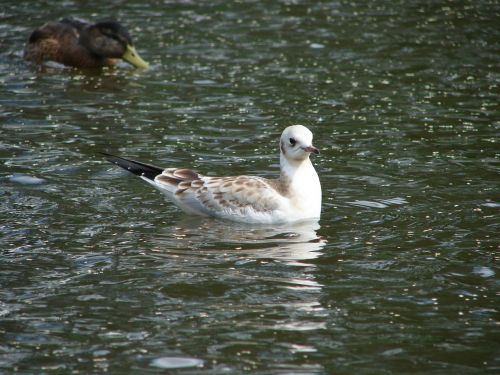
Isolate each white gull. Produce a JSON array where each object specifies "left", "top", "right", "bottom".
[{"left": 104, "top": 125, "right": 322, "bottom": 224}]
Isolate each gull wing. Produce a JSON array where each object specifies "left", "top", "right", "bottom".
[
  {"left": 103, "top": 153, "right": 290, "bottom": 222},
  {"left": 154, "top": 170, "right": 286, "bottom": 220}
]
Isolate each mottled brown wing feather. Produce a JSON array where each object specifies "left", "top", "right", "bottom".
[
  {"left": 155, "top": 169, "right": 284, "bottom": 216},
  {"left": 195, "top": 176, "right": 282, "bottom": 214}
]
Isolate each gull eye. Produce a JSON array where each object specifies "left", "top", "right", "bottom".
[{"left": 289, "top": 138, "right": 296, "bottom": 146}]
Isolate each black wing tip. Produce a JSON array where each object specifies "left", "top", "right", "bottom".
[
  {"left": 101, "top": 152, "right": 163, "bottom": 181},
  {"left": 100, "top": 152, "right": 127, "bottom": 168},
  {"left": 99, "top": 151, "right": 114, "bottom": 161}
]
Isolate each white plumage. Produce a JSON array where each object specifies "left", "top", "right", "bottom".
[{"left": 105, "top": 125, "right": 321, "bottom": 224}]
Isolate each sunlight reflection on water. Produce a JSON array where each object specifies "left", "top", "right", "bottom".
[{"left": 0, "top": 1, "right": 498, "bottom": 374}]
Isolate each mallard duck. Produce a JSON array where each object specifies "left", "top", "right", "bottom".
[{"left": 24, "top": 18, "right": 149, "bottom": 69}]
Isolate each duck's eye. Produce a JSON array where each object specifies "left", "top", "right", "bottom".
[{"left": 289, "top": 138, "right": 296, "bottom": 146}]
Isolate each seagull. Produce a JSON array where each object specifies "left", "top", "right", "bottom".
[{"left": 103, "top": 125, "right": 321, "bottom": 224}]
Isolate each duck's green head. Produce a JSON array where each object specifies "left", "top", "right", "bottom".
[{"left": 85, "top": 20, "right": 149, "bottom": 69}]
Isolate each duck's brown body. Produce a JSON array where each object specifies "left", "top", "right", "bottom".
[
  {"left": 24, "top": 19, "right": 148, "bottom": 69},
  {"left": 24, "top": 20, "right": 112, "bottom": 68}
]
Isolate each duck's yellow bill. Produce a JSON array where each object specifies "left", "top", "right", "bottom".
[{"left": 122, "top": 45, "right": 149, "bottom": 69}]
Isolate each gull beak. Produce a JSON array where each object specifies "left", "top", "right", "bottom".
[
  {"left": 303, "top": 145, "right": 320, "bottom": 155},
  {"left": 122, "top": 45, "right": 149, "bottom": 69}
]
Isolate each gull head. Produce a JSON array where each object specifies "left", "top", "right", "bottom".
[{"left": 280, "top": 125, "right": 319, "bottom": 162}]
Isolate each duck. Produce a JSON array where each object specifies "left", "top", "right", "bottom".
[
  {"left": 103, "top": 125, "right": 322, "bottom": 224},
  {"left": 24, "top": 18, "right": 149, "bottom": 69}
]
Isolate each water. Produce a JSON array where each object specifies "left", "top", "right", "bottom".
[{"left": 1, "top": 1, "right": 498, "bottom": 373}]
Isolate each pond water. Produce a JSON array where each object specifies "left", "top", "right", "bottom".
[{"left": 0, "top": 1, "right": 498, "bottom": 374}]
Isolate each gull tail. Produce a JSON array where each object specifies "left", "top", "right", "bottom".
[{"left": 102, "top": 152, "right": 163, "bottom": 181}]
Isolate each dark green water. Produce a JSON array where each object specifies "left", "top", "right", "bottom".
[{"left": 1, "top": 1, "right": 498, "bottom": 374}]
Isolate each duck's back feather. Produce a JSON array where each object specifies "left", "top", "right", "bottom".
[{"left": 24, "top": 20, "right": 109, "bottom": 68}]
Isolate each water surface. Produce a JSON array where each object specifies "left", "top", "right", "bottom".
[{"left": 0, "top": 1, "right": 498, "bottom": 374}]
